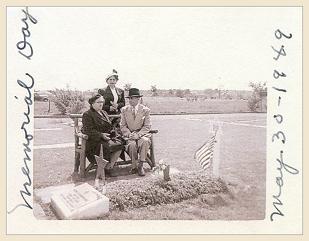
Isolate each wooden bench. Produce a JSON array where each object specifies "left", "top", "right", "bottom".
[{"left": 69, "top": 113, "right": 158, "bottom": 177}]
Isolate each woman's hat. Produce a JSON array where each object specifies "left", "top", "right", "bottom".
[
  {"left": 126, "top": 88, "right": 143, "bottom": 98},
  {"left": 88, "top": 94, "right": 103, "bottom": 105},
  {"left": 106, "top": 69, "right": 119, "bottom": 81}
]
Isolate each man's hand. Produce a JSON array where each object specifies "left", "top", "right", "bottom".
[
  {"left": 110, "top": 106, "right": 117, "bottom": 112},
  {"left": 102, "top": 133, "right": 111, "bottom": 141},
  {"left": 129, "top": 132, "right": 139, "bottom": 140}
]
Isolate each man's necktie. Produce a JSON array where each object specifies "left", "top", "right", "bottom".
[{"left": 132, "top": 108, "right": 136, "bottom": 119}]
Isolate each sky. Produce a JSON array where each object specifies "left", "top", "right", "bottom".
[{"left": 7, "top": 7, "right": 301, "bottom": 91}]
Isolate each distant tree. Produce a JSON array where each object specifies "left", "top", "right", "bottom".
[
  {"left": 221, "top": 90, "right": 229, "bottom": 99},
  {"left": 203, "top": 89, "right": 212, "bottom": 94},
  {"left": 124, "top": 83, "right": 132, "bottom": 91},
  {"left": 184, "top": 89, "right": 191, "bottom": 96},
  {"left": 214, "top": 88, "right": 220, "bottom": 99},
  {"left": 150, "top": 85, "right": 158, "bottom": 96},
  {"left": 237, "top": 92, "right": 244, "bottom": 100},
  {"left": 203, "top": 89, "right": 213, "bottom": 99},
  {"left": 51, "top": 88, "right": 85, "bottom": 115},
  {"left": 168, "top": 89, "right": 174, "bottom": 95},
  {"left": 175, "top": 89, "right": 185, "bottom": 98},
  {"left": 249, "top": 82, "right": 267, "bottom": 95},
  {"left": 248, "top": 82, "right": 267, "bottom": 112},
  {"left": 226, "top": 94, "right": 233, "bottom": 100},
  {"left": 217, "top": 85, "right": 225, "bottom": 99}
]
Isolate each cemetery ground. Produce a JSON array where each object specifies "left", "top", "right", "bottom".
[{"left": 33, "top": 112, "right": 266, "bottom": 220}]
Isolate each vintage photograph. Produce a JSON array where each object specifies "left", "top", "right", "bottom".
[
  {"left": 6, "top": 5, "right": 302, "bottom": 234},
  {"left": 31, "top": 6, "right": 267, "bottom": 220}
]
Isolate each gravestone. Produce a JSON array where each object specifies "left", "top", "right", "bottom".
[
  {"left": 51, "top": 183, "right": 109, "bottom": 220},
  {"left": 163, "top": 165, "right": 171, "bottom": 181}
]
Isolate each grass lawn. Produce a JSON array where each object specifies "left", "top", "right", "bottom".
[
  {"left": 34, "top": 113, "right": 266, "bottom": 220},
  {"left": 34, "top": 97, "right": 252, "bottom": 115},
  {"left": 143, "top": 97, "right": 250, "bottom": 114},
  {"left": 34, "top": 100, "right": 59, "bottom": 115}
]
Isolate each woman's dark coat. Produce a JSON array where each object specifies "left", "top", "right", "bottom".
[
  {"left": 98, "top": 86, "right": 125, "bottom": 114},
  {"left": 81, "top": 108, "right": 122, "bottom": 163}
]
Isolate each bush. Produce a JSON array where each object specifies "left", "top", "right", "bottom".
[
  {"left": 50, "top": 88, "right": 85, "bottom": 114},
  {"left": 123, "top": 83, "right": 132, "bottom": 91},
  {"left": 248, "top": 82, "right": 267, "bottom": 112},
  {"left": 150, "top": 85, "right": 158, "bottom": 96},
  {"left": 248, "top": 94, "right": 260, "bottom": 112},
  {"left": 175, "top": 89, "right": 185, "bottom": 98}
]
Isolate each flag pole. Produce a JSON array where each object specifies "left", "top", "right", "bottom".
[{"left": 212, "top": 122, "right": 222, "bottom": 178}]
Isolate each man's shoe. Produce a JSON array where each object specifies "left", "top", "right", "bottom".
[
  {"left": 130, "top": 168, "right": 138, "bottom": 174},
  {"left": 138, "top": 163, "right": 145, "bottom": 176},
  {"left": 105, "top": 169, "right": 117, "bottom": 177}
]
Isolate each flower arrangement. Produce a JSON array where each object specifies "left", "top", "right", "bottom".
[{"left": 153, "top": 159, "right": 171, "bottom": 181}]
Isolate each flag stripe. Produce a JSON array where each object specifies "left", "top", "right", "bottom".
[
  {"left": 201, "top": 160, "right": 211, "bottom": 169},
  {"left": 201, "top": 154, "right": 213, "bottom": 167},
  {"left": 196, "top": 146, "right": 213, "bottom": 159},
  {"left": 196, "top": 141, "right": 214, "bottom": 157},
  {"left": 194, "top": 132, "right": 217, "bottom": 171},
  {"left": 199, "top": 157, "right": 211, "bottom": 168},
  {"left": 196, "top": 144, "right": 214, "bottom": 161},
  {"left": 200, "top": 154, "right": 212, "bottom": 162},
  {"left": 196, "top": 141, "right": 215, "bottom": 158},
  {"left": 195, "top": 135, "right": 216, "bottom": 154},
  {"left": 199, "top": 156, "right": 212, "bottom": 167},
  {"left": 195, "top": 137, "right": 215, "bottom": 157},
  {"left": 197, "top": 149, "right": 213, "bottom": 162}
]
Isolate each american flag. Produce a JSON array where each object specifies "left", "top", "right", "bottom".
[{"left": 194, "top": 131, "right": 217, "bottom": 170}]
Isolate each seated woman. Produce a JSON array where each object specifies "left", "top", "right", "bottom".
[{"left": 81, "top": 94, "right": 124, "bottom": 177}]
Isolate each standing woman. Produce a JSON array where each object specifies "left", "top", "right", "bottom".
[
  {"left": 81, "top": 94, "right": 124, "bottom": 175},
  {"left": 98, "top": 69, "right": 125, "bottom": 115}
]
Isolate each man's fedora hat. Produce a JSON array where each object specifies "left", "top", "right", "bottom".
[{"left": 126, "top": 88, "right": 143, "bottom": 98}]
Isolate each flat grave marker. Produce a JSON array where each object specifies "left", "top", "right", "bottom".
[{"left": 51, "top": 183, "right": 109, "bottom": 220}]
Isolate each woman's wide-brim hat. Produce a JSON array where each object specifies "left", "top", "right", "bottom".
[
  {"left": 125, "top": 88, "right": 143, "bottom": 98},
  {"left": 106, "top": 69, "right": 118, "bottom": 81}
]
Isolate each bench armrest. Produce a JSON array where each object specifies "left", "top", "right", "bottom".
[{"left": 75, "top": 132, "right": 89, "bottom": 140}]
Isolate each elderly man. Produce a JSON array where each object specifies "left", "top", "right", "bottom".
[{"left": 120, "top": 88, "right": 151, "bottom": 176}]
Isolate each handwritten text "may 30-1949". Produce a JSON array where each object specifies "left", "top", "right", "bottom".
[
  {"left": 270, "top": 29, "right": 299, "bottom": 221},
  {"left": 8, "top": 7, "right": 37, "bottom": 214}
]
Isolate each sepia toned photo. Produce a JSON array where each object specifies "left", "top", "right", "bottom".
[{"left": 6, "top": 5, "right": 302, "bottom": 234}]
